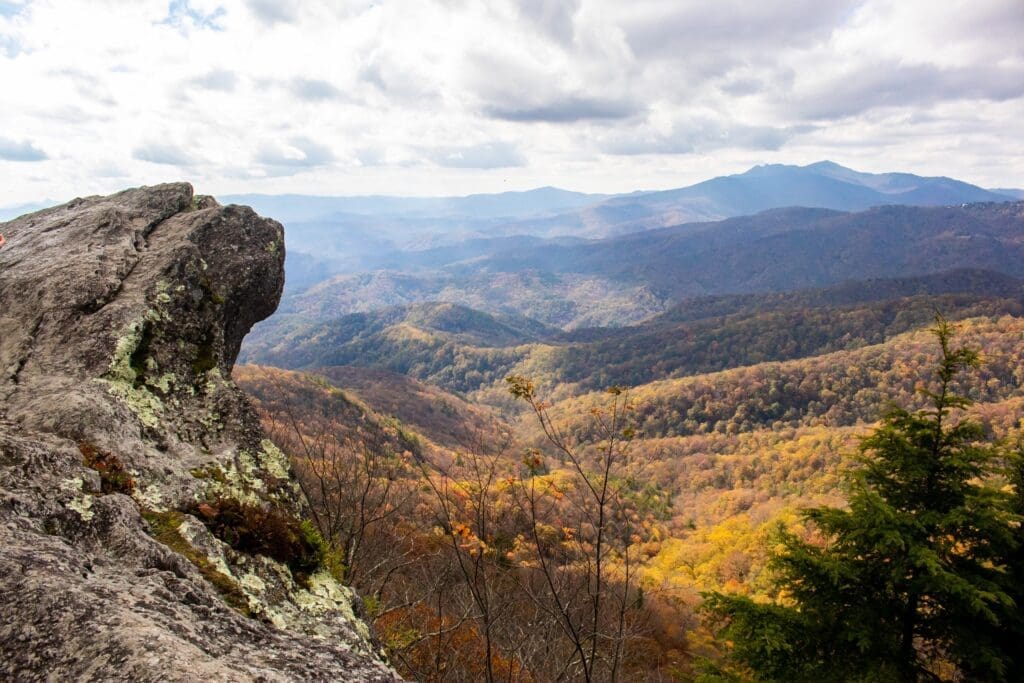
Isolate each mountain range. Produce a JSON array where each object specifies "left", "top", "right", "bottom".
[
  {"left": 7, "top": 176, "right": 1023, "bottom": 681},
  {"left": 224, "top": 161, "right": 1019, "bottom": 267},
  {"left": 215, "top": 162, "right": 1024, "bottom": 332},
  {"left": 251, "top": 199, "right": 1024, "bottom": 333}
]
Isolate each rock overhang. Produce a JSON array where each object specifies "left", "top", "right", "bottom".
[{"left": 0, "top": 183, "right": 399, "bottom": 681}]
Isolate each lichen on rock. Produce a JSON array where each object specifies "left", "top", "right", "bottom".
[{"left": 0, "top": 183, "right": 399, "bottom": 681}]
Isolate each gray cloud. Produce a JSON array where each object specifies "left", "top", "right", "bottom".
[
  {"left": 952, "top": 2, "right": 1024, "bottom": 57},
  {"left": 422, "top": 141, "right": 526, "bottom": 169},
  {"left": 464, "top": 46, "right": 639, "bottom": 124},
  {"left": 517, "top": 0, "right": 581, "bottom": 45},
  {"left": 600, "top": 119, "right": 807, "bottom": 155},
  {"left": 356, "top": 49, "right": 441, "bottom": 104},
  {"left": 0, "top": 136, "right": 47, "bottom": 161},
  {"left": 622, "top": 0, "right": 856, "bottom": 63},
  {"left": 487, "top": 95, "right": 639, "bottom": 123},
  {"left": 790, "top": 63, "right": 1024, "bottom": 120},
  {"left": 355, "top": 147, "right": 386, "bottom": 166},
  {"left": 48, "top": 69, "right": 119, "bottom": 107},
  {"left": 133, "top": 142, "right": 192, "bottom": 166},
  {"left": 720, "top": 75, "right": 770, "bottom": 97},
  {"left": 255, "top": 136, "right": 334, "bottom": 167},
  {"left": 288, "top": 77, "right": 345, "bottom": 102},
  {"left": 188, "top": 68, "right": 238, "bottom": 92},
  {"left": 246, "top": 0, "right": 299, "bottom": 25},
  {"left": 34, "top": 105, "right": 108, "bottom": 124},
  {"left": 357, "top": 58, "right": 388, "bottom": 92}
]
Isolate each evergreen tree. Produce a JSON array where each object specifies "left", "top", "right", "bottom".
[
  {"left": 702, "top": 317, "right": 1020, "bottom": 682},
  {"left": 972, "top": 440, "right": 1024, "bottom": 682}
]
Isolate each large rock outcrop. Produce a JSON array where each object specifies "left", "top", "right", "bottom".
[{"left": 0, "top": 184, "right": 399, "bottom": 681}]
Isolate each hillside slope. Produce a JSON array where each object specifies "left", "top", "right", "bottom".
[
  {"left": 235, "top": 364, "right": 507, "bottom": 454},
  {"left": 241, "top": 270, "right": 1024, "bottom": 405},
  {"left": 537, "top": 315, "right": 1024, "bottom": 441}
]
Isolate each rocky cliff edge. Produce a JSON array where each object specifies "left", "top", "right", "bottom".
[{"left": 0, "top": 184, "right": 399, "bottom": 681}]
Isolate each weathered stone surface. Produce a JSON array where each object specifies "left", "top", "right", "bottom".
[{"left": 0, "top": 184, "right": 399, "bottom": 681}]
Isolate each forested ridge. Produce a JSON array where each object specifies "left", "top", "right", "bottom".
[
  {"left": 242, "top": 271, "right": 1024, "bottom": 401},
  {"left": 543, "top": 315, "right": 1024, "bottom": 439},
  {"left": 233, "top": 202, "right": 1024, "bottom": 681},
  {"left": 235, "top": 307, "right": 1024, "bottom": 679}
]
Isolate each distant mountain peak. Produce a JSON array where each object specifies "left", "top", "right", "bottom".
[
  {"left": 743, "top": 162, "right": 800, "bottom": 173},
  {"left": 743, "top": 160, "right": 854, "bottom": 175},
  {"left": 805, "top": 160, "right": 848, "bottom": 170}
]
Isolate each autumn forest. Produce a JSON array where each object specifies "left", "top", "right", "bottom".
[{"left": 234, "top": 192, "right": 1024, "bottom": 681}]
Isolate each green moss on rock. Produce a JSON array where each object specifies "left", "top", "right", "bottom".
[
  {"left": 186, "top": 497, "right": 327, "bottom": 588},
  {"left": 142, "top": 509, "right": 252, "bottom": 617}
]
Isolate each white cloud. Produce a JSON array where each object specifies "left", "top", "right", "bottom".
[
  {"left": 133, "top": 142, "right": 194, "bottom": 166},
  {"left": 422, "top": 141, "right": 526, "bottom": 169},
  {"left": 245, "top": 0, "right": 298, "bottom": 26},
  {"left": 188, "top": 68, "right": 238, "bottom": 91},
  {"left": 255, "top": 136, "right": 335, "bottom": 169},
  {"left": 0, "top": 135, "right": 47, "bottom": 161},
  {"left": 0, "top": 0, "right": 1022, "bottom": 206},
  {"left": 285, "top": 77, "right": 347, "bottom": 102}
]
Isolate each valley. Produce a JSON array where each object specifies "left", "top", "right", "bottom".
[{"left": 233, "top": 164, "right": 1024, "bottom": 679}]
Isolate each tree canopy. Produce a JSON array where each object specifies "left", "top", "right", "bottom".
[{"left": 702, "top": 317, "right": 1022, "bottom": 681}]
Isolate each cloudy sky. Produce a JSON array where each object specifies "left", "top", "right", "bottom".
[{"left": 1, "top": 0, "right": 1022, "bottom": 205}]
